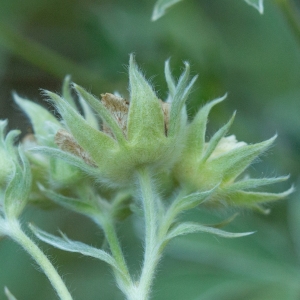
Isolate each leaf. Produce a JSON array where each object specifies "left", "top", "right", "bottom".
[
  {"left": 164, "top": 59, "right": 176, "bottom": 97},
  {"left": 244, "top": 0, "right": 264, "bottom": 14},
  {"left": 226, "top": 176, "right": 289, "bottom": 192},
  {"left": 14, "top": 93, "right": 61, "bottom": 146},
  {"left": 30, "top": 146, "right": 100, "bottom": 177},
  {"left": 168, "top": 62, "right": 198, "bottom": 138},
  {"left": 30, "top": 224, "right": 123, "bottom": 274},
  {"left": 167, "top": 222, "right": 254, "bottom": 241},
  {"left": 226, "top": 186, "right": 295, "bottom": 207},
  {"left": 152, "top": 0, "right": 183, "bottom": 21},
  {"left": 4, "top": 287, "right": 17, "bottom": 300},
  {"left": 173, "top": 186, "right": 217, "bottom": 212},
  {"left": 38, "top": 184, "right": 98, "bottom": 216},
  {"left": 62, "top": 75, "right": 77, "bottom": 110}
]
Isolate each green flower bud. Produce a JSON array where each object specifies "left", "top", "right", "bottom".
[
  {"left": 14, "top": 85, "right": 83, "bottom": 187},
  {"left": 173, "top": 96, "right": 293, "bottom": 209},
  {"left": 43, "top": 56, "right": 197, "bottom": 186}
]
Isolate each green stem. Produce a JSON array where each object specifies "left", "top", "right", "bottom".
[
  {"left": 8, "top": 219, "right": 72, "bottom": 300},
  {"left": 276, "top": 0, "right": 300, "bottom": 45},
  {"left": 133, "top": 167, "right": 160, "bottom": 300},
  {"left": 101, "top": 216, "right": 131, "bottom": 284}
]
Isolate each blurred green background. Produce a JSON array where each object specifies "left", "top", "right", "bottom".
[{"left": 1, "top": 0, "right": 300, "bottom": 299}]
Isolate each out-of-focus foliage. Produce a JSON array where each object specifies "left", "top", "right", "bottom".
[{"left": 0, "top": 0, "right": 300, "bottom": 299}]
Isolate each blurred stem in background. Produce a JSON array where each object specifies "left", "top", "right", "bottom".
[
  {"left": 276, "top": 0, "right": 300, "bottom": 45},
  {"left": 0, "top": 23, "right": 108, "bottom": 93}
]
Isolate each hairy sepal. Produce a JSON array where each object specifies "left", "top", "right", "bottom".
[
  {"left": 44, "top": 91, "right": 117, "bottom": 167},
  {"left": 127, "top": 55, "right": 165, "bottom": 143}
]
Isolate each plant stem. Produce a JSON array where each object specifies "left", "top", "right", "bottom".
[
  {"left": 101, "top": 216, "right": 131, "bottom": 286},
  {"left": 133, "top": 167, "right": 160, "bottom": 300},
  {"left": 8, "top": 219, "right": 72, "bottom": 300}
]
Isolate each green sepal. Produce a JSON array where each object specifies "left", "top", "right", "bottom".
[
  {"left": 201, "top": 111, "right": 236, "bottom": 162},
  {"left": 14, "top": 93, "right": 61, "bottom": 146},
  {"left": 62, "top": 75, "right": 77, "bottom": 110},
  {"left": 209, "top": 135, "right": 276, "bottom": 183},
  {"left": 168, "top": 62, "right": 198, "bottom": 138},
  {"left": 225, "top": 176, "right": 289, "bottom": 192},
  {"left": 225, "top": 186, "right": 294, "bottom": 207},
  {"left": 44, "top": 91, "right": 117, "bottom": 167},
  {"left": 30, "top": 146, "right": 100, "bottom": 177},
  {"left": 185, "top": 94, "right": 227, "bottom": 160},
  {"left": 73, "top": 84, "right": 125, "bottom": 144},
  {"left": 127, "top": 55, "right": 165, "bottom": 142},
  {"left": 38, "top": 184, "right": 98, "bottom": 216},
  {"left": 173, "top": 186, "right": 217, "bottom": 212},
  {"left": 4, "top": 287, "right": 17, "bottom": 300},
  {"left": 166, "top": 221, "right": 254, "bottom": 241},
  {"left": 77, "top": 94, "right": 99, "bottom": 130},
  {"left": 30, "top": 224, "right": 122, "bottom": 273},
  {"left": 4, "top": 147, "right": 32, "bottom": 219},
  {"left": 164, "top": 59, "right": 176, "bottom": 97}
]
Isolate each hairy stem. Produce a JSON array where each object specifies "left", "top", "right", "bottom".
[
  {"left": 101, "top": 216, "right": 131, "bottom": 286},
  {"left": 133, "top": 167, "right": 160, "bottom": 300},
  {"left": 8, "top": 219, "right": 72, "bottom": 300}
]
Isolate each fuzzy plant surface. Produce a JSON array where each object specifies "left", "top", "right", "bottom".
[{"left": 0, "top": 55, "right": 293, "bottom": 300}]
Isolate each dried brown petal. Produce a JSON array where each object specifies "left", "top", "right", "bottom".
[
  {"left": 55, "top": 129, "right": 96, "bottom": 166},
  {"left": 101, "top": 93, "right": 129, "bottom": 137}
]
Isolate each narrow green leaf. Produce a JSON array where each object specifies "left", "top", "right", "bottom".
[
  {"left": 74, "top": 84, "right": 125, "bottom": 143},
  {"left": 168, "top": 62, "right": 198, "bottom": 138},
  {"left": 62, "top": 75, "right": 77, "bottom": 110},
  {"left": 186, "top": 94, "right": 227, "bottom": 159},
  {"left": 4, "top": 287, "right": 17, "bottom": 300},
  {"left": 30, "top": 146, "right": 100, "bottom": 177},
  {"left": 127, "top": 55, "right": 165, "bottom": 142},
  {"left": 227, "top": 186, "right": 294, "bottom": 206},
  {"left": 226, "top": 176, "right": 289, "bottom": 192},
  {"left": 30, "top": 224, "right": 122, "bottom": 273},
  {"left": 201, "top": 112, "right": 236, "bottom": 162},
  {"left": 174, "top": 186, "right": 217, "bottom": 212},
  {"left": 167, "top": 222, "right": 254, "bottom": 241},
  {"left": 152, "top": 0, "right": 183, "bottom": 21},
  {"left": 244, "top": 0, "right": 264, "bottom": 14},
  {"left": 14, "top": 93, "right": 61, "bottom": 145},
  {"left": 210, "top": 135, "right": 276, "bottom": 183},
  {"left": 38, "top": 184, "right": 98, "bottom": 216},
  {"left": 78, "top": 95, "right": 99, "bottom": 130},
  {"left": 44, "top": 91, "right": 117, "bottom": 166},
  {"left": 164, "top": 59, "right": 176, "bottom": 97}
]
